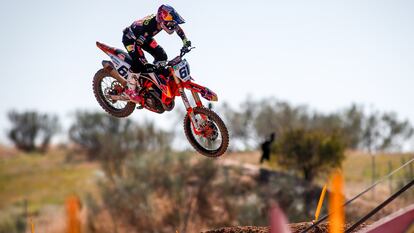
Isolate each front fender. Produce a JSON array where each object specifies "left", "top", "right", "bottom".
[{"left": 186, "top": 82, "right": 218, "bottom": 101}]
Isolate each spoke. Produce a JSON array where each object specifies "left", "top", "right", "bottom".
[
  {"left": 102, "top": 78, "right": 112, "bottom": 87},
  {"left": 191, "top": 115, "right": 222, "bottom": 151},
  {"left": 207, "top": 138, "right": 213, "bottom": 149},
  {"left": 100, "top": 76, "right": 129, "bottom": 110},
  {"left": 201, "top": 136, "right": 210, "bottom": 149}
]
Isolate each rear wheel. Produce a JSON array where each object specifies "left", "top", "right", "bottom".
[
  {"left": 92, "top": 69, "right": 135, "bottom": 118},
  {"left": 183, "top": 107, "right": 229, "bottom": 157}
]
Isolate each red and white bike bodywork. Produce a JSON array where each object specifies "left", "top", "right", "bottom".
[{"left": 93, "top": 41, "right": 229, "bottom": 157}]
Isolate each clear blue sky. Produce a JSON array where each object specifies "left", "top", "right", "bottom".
[{"left": 1, "top": 0, "right": 414, "bottom": 147}]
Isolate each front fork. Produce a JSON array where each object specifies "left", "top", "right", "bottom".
[{"left": 171, "top": 69, "right": 205, "bottom": 132}]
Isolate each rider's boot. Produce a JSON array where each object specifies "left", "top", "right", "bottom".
[{"left": 125, "top": 73, "right": 144, "bottom": 107}]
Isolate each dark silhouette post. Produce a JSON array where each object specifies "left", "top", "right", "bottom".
[{"left": 260, "top": 133, "right": 275, "bottom": 164}]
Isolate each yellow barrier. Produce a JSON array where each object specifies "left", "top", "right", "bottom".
[
  {"left": 314, "top": 184, "right": 327, "bottom": 221},
  {"left": 30, "top": 218, "right": 35, "bottom": 233}
]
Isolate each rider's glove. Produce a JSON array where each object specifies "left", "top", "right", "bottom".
[
  {"left": 183, "top": 38, "right": 192, "bottom": 48},
  {"left": 154, "top": 61, "right": 167, "bottom": 69}
]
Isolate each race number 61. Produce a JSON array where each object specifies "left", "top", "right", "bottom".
[{"left": 179, "top": 64, "right": 190, "bottom": 79}]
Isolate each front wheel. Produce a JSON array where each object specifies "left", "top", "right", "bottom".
[{"left": 183, "top": 107, "right": 229, "bottom": 157}]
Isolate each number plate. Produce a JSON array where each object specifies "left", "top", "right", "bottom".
[{"left": 173, "top": 59, "right": 191, "bottom": 81}]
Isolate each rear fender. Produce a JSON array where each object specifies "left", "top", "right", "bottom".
[
  {"left": 97, "top": 41, "right": 115, "bottom": 55},
  {"left": 185, "top": 82, "right": 218, "bottom": 101},
  {"left": 97, "top": 41, "right": 131, "bottom": 80}
]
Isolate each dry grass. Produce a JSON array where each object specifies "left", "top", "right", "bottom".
[
  {"left": 342, "top": 151, "right": 413, "bottom": 183},
  {"left": 0, "top": 147, "right": 99, "bottom": 214},
  {"left": 0, "top": 146, "right": 412, "bottom": 232}
]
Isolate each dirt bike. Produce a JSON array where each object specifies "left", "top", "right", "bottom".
[{"left": 93, "top": 41, "right": 229, "bottom": 157}]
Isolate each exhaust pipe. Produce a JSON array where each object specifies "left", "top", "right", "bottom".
[{"left": 101, "top": 60, "right": 127, "bottom": 86}]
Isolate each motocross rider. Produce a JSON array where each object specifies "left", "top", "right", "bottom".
[{"left": 122, "top": 5, "right": 191, "bottom": 103}]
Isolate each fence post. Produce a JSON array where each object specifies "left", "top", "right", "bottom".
[
  {"left": 401, "top": 157, "right": 407, "bottom": 184},
  {"left": 371, "top": 154, "right": 376, "bottom": 199},
  {"left": 24, "top": 199, "right": 28, "bottom": 232},
  {"left": 388, "top": 161, "right": 393, "bottom": 194}
]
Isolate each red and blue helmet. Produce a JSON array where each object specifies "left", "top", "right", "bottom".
[{"left": 156, "top": 5, "right": 185, "bottom": 34}]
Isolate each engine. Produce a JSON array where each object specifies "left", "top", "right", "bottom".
[
  {"left": 138, "top": 74, "right": 174, "bottom": 113},
  {"left": 142, "top": 90, "right": 165, "bottom": 114}
]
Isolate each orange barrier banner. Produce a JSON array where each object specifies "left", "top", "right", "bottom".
[
  {"left": 329, "top": 171, "right": 345, "bottom": 233},
  {"left": 66, "top": 195, "right": 81, "bottom": 233}
]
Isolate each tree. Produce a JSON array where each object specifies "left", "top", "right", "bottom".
[
  {"left": 219, "top": 97, "right": 413, "bottom": 153},
  {"left": 341, "top": 104, "right": 364, "bottom": 149},
  {"left": 220, "top": 99, "right": 257, "bottom": 150},
  {"left": 361, "top": 112, "right": 381, "bottom": 154},
  {"left": 69, "top": 111, "right": 172, "bottom": 161},
  {"left": 308, "top": 112, "right": 343, "bottom": 133},
  {"left": 360, "top": 111, "right": 413, "bottom": 187},
  {"left": 69, "top": 112, "right": 109, "bottom": 159},
  {"left": 254, "top": 99, "right": 309, "bottom": 140},
  {"left": 272, "top": 128, "right": 345, "bottom": 183},
  {"left": 360, "top": 111, "right": 413, "bottom": 153},
  {"left": 7, "top": 110, "right": 60, "bottom": 152},
  {"left": 379, "top": 112, "right": 413, "bottom": 151}
]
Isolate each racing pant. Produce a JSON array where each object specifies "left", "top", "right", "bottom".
[{"left": 122, "top": 34, "right": 167, "bottom": 73}]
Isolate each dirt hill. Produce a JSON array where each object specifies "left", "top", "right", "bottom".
[{"left": 204, "top": 222, "right": 367, "bottom": 233}]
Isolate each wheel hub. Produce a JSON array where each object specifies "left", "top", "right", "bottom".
[{"left": 201, "top": 121, "right": 219, "bottom": 141}]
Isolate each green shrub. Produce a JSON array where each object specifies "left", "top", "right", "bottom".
[
  {"left": 7, "top": 110, "right": 60, "bottom": 153},
  {"left": 272, "top": 128, "right": 346, "bottom": 183},
  {"left": 0, "top": 213, "right": 26, "bottom": 233}
]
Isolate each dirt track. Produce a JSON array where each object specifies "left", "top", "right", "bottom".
[{"left": 203, "top": 222, "right": 367, "bottom": 233}]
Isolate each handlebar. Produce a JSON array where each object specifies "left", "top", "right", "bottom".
[
  {"left": 167, "top": 46, "right": 195, "bottom": 66},
  {"left": 180, "top": 46, "right": 195, "bottom": 57}
]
